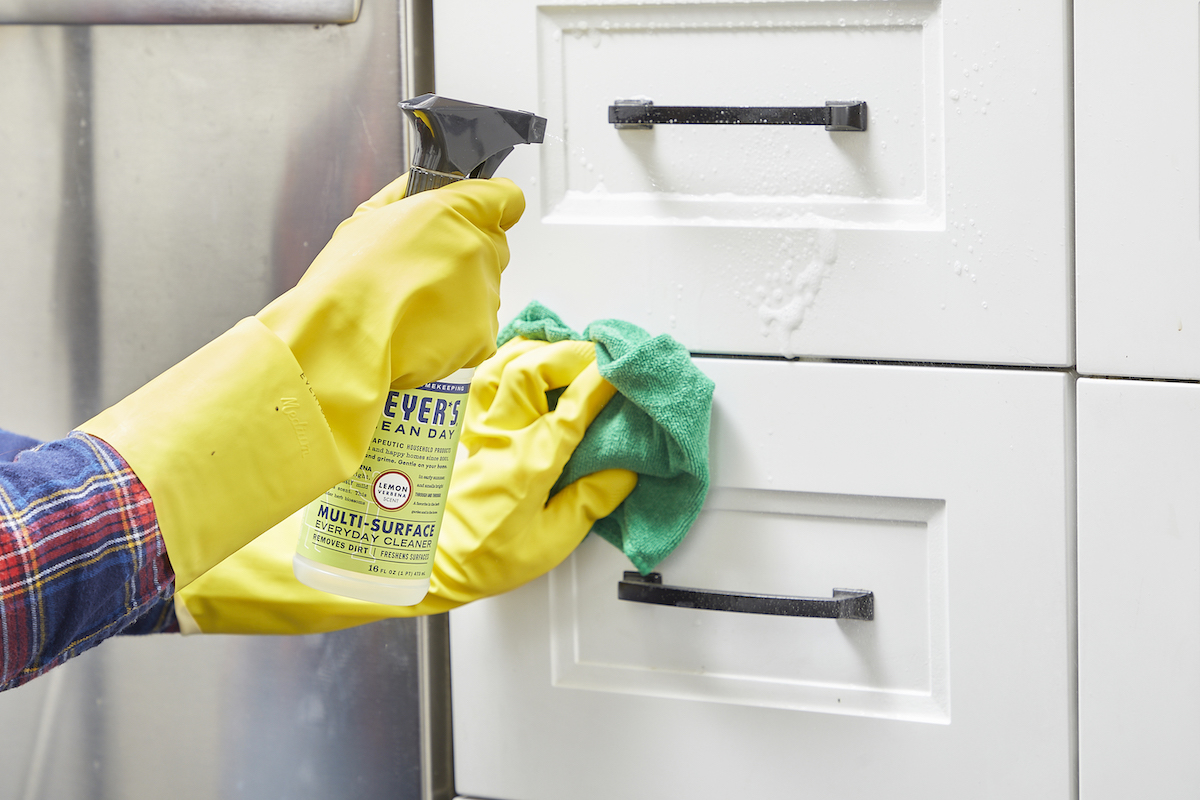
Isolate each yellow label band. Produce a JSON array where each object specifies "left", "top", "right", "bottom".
[{"left": 297, "top": 379, "right": 469, "bottom": 580}]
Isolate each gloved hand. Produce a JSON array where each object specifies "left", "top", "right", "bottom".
[
  {"left": 174, "top": 338, "right": 638, "bottom": 634},
  {"left": 79, "top": 175, "right": 524, "bottom": 588}
]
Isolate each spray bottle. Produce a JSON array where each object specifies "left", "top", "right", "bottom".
[{"left": 292, "top": 94, "right": 546, "bottom": 605}]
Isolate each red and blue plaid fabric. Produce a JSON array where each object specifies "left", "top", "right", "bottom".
[{"left": 0, "top": 430, "right": 177, "bottom": 690}]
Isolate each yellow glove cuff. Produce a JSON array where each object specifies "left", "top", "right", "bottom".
[{"left": 79, "top": 318, "right": 346, "bottom": 588}]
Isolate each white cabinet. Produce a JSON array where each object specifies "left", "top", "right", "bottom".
[
  {"left": 1077, "top": 380, "right": 1200, "bottom": 798},
  {"left": 436, "top": 1, "right": 1079, "bottom": 797},
  {"left": 429, "top": 0, "right": 1200, "bottom": 793},
  {"left": 1076, "top": 0, "right": 1200, "bottom": 379},
  {"left": 452, "top": 360, "right": 1074, "bottom": 799},
  {"left": 434, "top": 0, "right": 1072, "bottom": 366}
]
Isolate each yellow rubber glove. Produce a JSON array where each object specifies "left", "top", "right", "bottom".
[
  {"left": 80, "top": 175, "right": 524, "bottom": 588},
  {"left": 174, "top": 338, "right": 638, "bottom": 634}
]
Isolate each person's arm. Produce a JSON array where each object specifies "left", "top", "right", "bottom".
[
  {"left": 0, "top": 432, "right": 175, "bottom": 689},
  {"left": 173, "top": 338, "right": 637, "bottom": 634},
  {"left": 0, "top": 430, "right": 42, "bottom": 462},
  {"left": 0, "top": 428, "right": 178, "bottom": 639},
  {"left": 0, "top": 174, "right": 522, "bottom": 688}
]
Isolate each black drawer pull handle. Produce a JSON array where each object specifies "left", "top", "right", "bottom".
[
  {"left": 609, "top": 99, "right": 867, "bottom": 132},
  {"left": 618, "top": 572, "right": 874, "bottom": 620}
]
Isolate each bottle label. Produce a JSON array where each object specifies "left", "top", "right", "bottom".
[{"left": 296, "top": 379, "right": 469, "bottom": 580}]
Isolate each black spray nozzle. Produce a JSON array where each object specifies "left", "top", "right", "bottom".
[{"left": 398, "top": 94, "right": 547, "bottom": 196}]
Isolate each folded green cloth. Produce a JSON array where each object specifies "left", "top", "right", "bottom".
[{"left": 499, "top": 301, "right": 714, "bottom": 574}]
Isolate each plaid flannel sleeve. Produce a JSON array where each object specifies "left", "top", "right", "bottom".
[{"left": 0, "top": 430, "right": 177, "bottom": 690}]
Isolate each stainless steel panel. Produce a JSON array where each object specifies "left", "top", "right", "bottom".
[
  {"left": 6, "top": 622, "right": 423, "bottom": 799},
  {"left": 1, "top": 0, "right": 363, "bottom": 25},
  {"left": 0, "top": 1, "right": 438, "bottom": 797},
  {"left": 87, "top": 7, "right": 404, "bottom": 407}
]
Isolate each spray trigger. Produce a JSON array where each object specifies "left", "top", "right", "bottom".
[{"left": 398, "top": 94, "right": 547, "bottom": 197}]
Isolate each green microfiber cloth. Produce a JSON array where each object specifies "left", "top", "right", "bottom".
[{"left": 499, "top": 301, "right": 714, "bottom": 574}]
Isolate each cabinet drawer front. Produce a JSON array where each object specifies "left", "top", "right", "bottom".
[
  {"left": 451, "top": 361, "right": 1073, "bottom": 799},
  {"left": 435, "top": 0, "right": 1071, "bottom": 366}
]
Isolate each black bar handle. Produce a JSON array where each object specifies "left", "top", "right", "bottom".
[
  {"left": 609, "top": 99, "right": 867, "bottom": 132},
  {"left": 618, "top": 572, "right": 874, "bottom": 620}
]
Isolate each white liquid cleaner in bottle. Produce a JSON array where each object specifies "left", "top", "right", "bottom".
[{"left": 293, "top": 367, "right": 473, "bottom": 605}]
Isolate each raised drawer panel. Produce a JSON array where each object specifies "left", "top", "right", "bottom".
[{"left": 550, "top": 488, "right": 949, "bottom": 724}]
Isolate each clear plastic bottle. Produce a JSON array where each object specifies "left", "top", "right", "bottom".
[{"left": 292, "top": 367, "right": 473, "bottom": 605}]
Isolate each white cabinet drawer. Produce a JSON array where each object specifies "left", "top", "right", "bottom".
[
  {"left": 451, "top": 360, "right": 1073, "bottom": 799},
  {"left": 1078, "top": 379, "right": 1200, "bottom": 797},
  {"left": 435, "top": 0, "right": 1072, "bottom": 366},
  {"left": 1076, "top": 1, "right": 1200, "bottom": 379}
]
